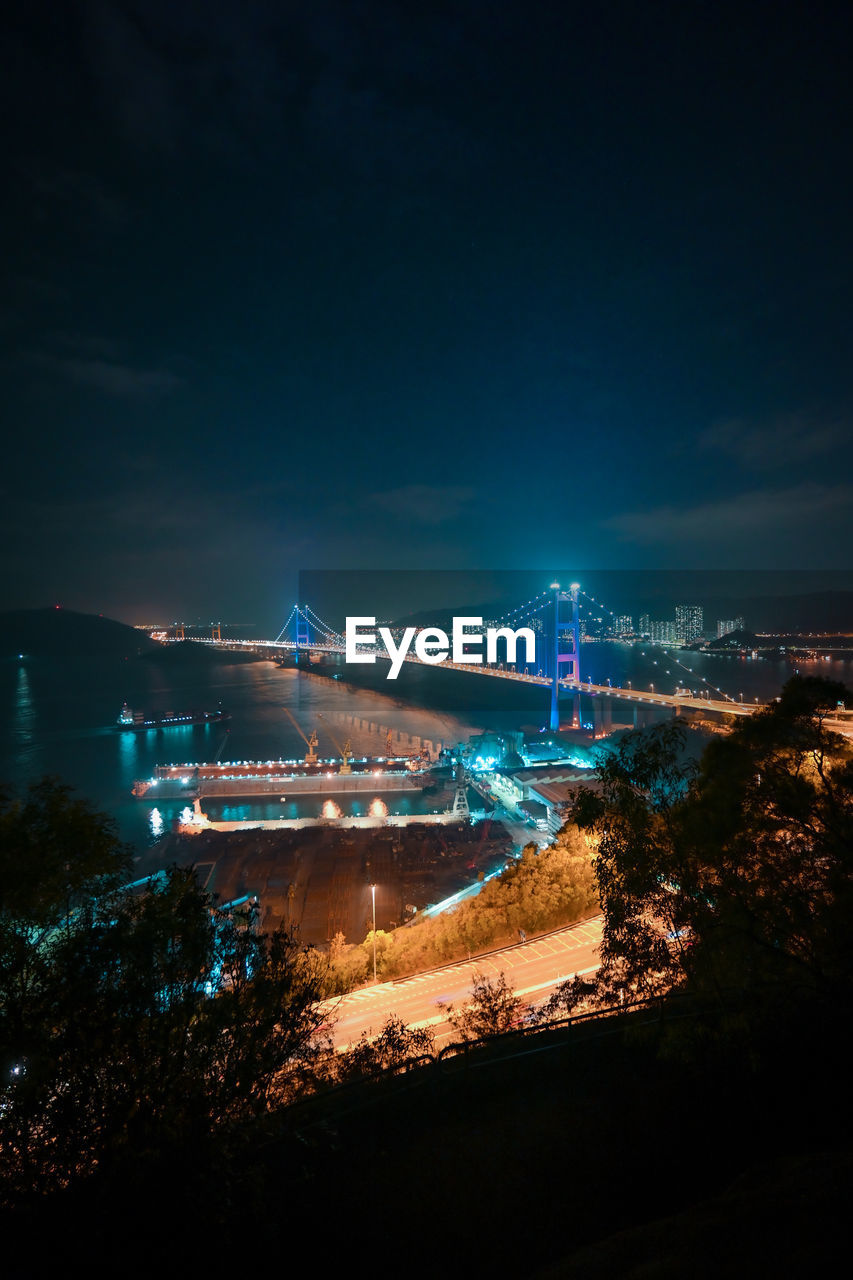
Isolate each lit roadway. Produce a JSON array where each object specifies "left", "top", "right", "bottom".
[
  {"left": 322, "top": 915, "right": 603, "bottom": 1050},
  {"left": 424, "top": 666, "right": 761, "bottom": 717}
]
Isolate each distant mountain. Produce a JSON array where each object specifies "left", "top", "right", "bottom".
[
  {"left": 694, "top": 592, "right": 853, "bottom": 634},
  {"left": 704, "top": 629, "right": 758, "bottom": 650},
  {"left": 706, "top": 628, "right": 853, "bottom": 651},
  {"left": 0, "top": 608, "right": 160, "bottom": 658},
  {"left": 141, "top": 640, "right": 264, "bottom": 665}
]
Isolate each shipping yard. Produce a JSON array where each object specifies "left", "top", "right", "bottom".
[
  {"left": 139, "top": 818, "right": 513, "bottom": 944},
  {"left": 129, "top": 699, "right": 596, "bottom": 945}
]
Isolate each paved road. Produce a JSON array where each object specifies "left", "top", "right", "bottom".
[{"left": 323, "top": 915, "right": 603, "bottom": 1049}]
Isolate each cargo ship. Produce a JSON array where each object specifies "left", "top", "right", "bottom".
[
  {"left": 117, "top": 703, "right": 231, "bottom": 730},
  {"left": 130, "top": 750, "right": 437, "bottom": 798}
]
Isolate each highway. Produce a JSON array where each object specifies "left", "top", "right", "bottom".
[{"left": 323, "top": 914, "right": 603, "bottom": 1049}]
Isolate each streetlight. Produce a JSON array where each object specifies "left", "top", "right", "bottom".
[{"left": 371, "top": 883, "right": 377, "bottom": 983}]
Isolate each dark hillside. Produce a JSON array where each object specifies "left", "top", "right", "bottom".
[
  {"left": 141, "top": 639, "right": 265, "bottom": 665},
  {"left": 0, "top": 608, "right": 159, "bottom": 658}
]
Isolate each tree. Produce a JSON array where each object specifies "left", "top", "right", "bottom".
[
  {"left": 341, "top": 1015, "right": 435, "bottom": 1080},
  {"left": 0, "top": 779, "right": 332, "bottom": 1201},
  {"left": 0, "top": 777, "right": 133, "bottom": 1140},
  {"left": 565, "top": 719, "right": 697, "bottom": 1007},
  {"left": 560, "top": 677, "right": 853, "bottom": 1022},
  {"left": 445, "top": 970, "right": 524, "bottom": 1043},
  {"left": 679, "top": 675, "right": 853, "bottom": 1012},
  {"left": 0, "top": 775, "right": 130, "bottom": 925}
]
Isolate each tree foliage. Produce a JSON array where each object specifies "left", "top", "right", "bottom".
[
  {"left": 339, "top": 1015, "right": 435, "bottom": 1080},
  {"left": 445, "top": 970, "right": 524, "bottom": 1043},
  {"left": 335, "top": 823, "right": 598, "bottom": 984},
  {"left": 0, "top": 779, "right": 331, "bottom": 1201},
  {"left": 0, "top": 776, "right": 131, "bottom": 925},
  {"left": 559, "top": 676, "right": 853, "bottom": 1021}
]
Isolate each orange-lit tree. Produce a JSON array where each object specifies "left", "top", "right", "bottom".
[{"left": 549, "top": 676, "right": 853, "bottom": 1025}]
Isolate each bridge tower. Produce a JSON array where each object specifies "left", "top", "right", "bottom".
[
  {"left": 550, "top": 582, "right": 581, "bottom": 732},
  {"left": 211, "top": 623, "right": 221, "bottom": 641},
  {"left": 295, "top": 608, "right": 310, "bottom": 648}
]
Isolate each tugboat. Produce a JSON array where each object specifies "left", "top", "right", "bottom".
[{"left": 117, "top": 703, "right": 231, "bottom": 730}]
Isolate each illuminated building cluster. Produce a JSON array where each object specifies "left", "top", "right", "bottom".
[{"left": 717, "top": 616, "right": 746, "bottom": 637}]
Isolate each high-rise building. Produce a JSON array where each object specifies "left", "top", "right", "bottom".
[
  {"left": 638, "top": 613, "right": 650, "bottom": 636},
  {"left": 675, "top": 604, "right": 703, "bottom": 644},
  {"left": 613, "top": 615, "right": 633, "bottom": 636},
  {"left": 717, "top": 617, "right": 745, "bottom": 638},
  {"left": 582, "top": 614, "right": 606, "bottom": 638},
  {"left": 649, "top": 620, "right": 678, "bottom": 644}
]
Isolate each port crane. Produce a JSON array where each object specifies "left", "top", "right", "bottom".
[
  {"left": 317, "top": 714, "right": 353, "bottom": 774},
  {"left": 283, "top": 707, "right": 319, "bottom": 765}
]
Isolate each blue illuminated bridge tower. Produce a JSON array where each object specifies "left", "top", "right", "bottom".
[
  {"left": 274, "top": 604, "right": 315, "bottom": 661},
  {"left": 549, "top": 581, "right": 581, "bottom": 731},
  {"left": 295, "top": 607, "right": 310, "bottom": 648}
]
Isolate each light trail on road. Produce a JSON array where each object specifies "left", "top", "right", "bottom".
[{"left": 323, "top": 914, "right": 603, "bottom": 1049}]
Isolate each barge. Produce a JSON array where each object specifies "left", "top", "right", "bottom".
[{"left": 117, "top": 703, "right": 231, "bottom": 730}]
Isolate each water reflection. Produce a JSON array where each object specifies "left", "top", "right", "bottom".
[
  {"left": 14, "top": 665, "right": 34, "bottom": 741},
  {"left": 118, "top": 727, "right": 138, "bottom": 784},
  {"left": 11, "top": 663, "right": 40, "bottom": 773}
]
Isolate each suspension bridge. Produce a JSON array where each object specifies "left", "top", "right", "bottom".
[{"left": 155, "top": 583, "right": 787, "bottom": 733}]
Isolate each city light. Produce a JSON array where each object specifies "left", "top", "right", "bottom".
[{"left": 371, "top": 884, "right": 377, "bottom": 983}]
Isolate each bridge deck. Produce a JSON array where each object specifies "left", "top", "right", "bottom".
[{"left": 162, "top": 637, "right": 755, "bottom": 715}]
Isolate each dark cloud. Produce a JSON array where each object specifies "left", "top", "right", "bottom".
[
  {"left": 1, "top": 2, "right": 851, "bottom": 615},
  {"left": 80, "top": 0, "right": 184, "bottom": 153},
  {"left": 25, "top": 335, "right": 184, "bottom": 399},
  {"left": 698, "top": 412, "right": 847, "bottom": 469},
  {"left": 0, "top": 480, "right": 296, "bottom": 626},
  {"left": 57, "top": 358, "right": 183, "bottom": 397},
  {"left": 601, "top": 484, "right": 853, "bottom": 565},
  {"left": 368, "top": 485, "right": 477, "bottom": 525},
  {"left": 50, "top": 332, "right": 125, "bottom": 360},
  {"left": 25, "top": 164, "right": 130, "bottom": 227}
]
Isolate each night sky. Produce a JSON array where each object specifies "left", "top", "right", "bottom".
[{"left": 2, "top": 2, "right": 851, "bottom": 633}]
